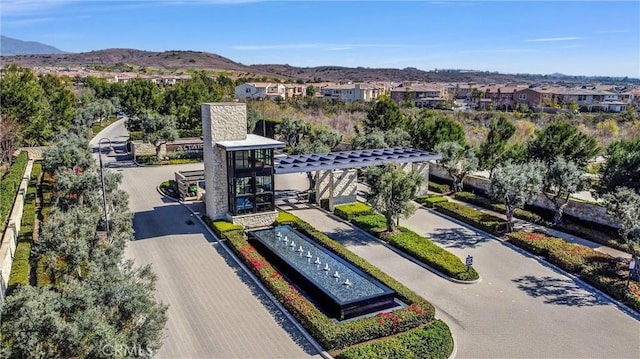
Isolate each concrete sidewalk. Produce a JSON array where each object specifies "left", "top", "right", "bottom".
[{"left": 281, "top": 203, "right": 640, "bottom": 359}]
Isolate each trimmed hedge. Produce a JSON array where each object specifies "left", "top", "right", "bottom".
[
  {"left": 1, "top": 151, "right": 28, "bottom": 231},
  {"left": 217, "top": 211, "right": 438, "bottom": 351},
  {"left": 7, "top": 159, "right": 39, "bottom": 293},
  {"left": 433, "top": 201, "right": 507, "bottom": 235},
  {"left": 382, "top": 228, "right": 479, "bottom": 281},
  {"left": 428, "top": 181, "right": 451, "bottom": 194},
  {"left": 415, "top": 195, "right": 449, "bottom": 208},
  {"left": 507, "top": 231, "right": 640, "bottom": 313},
  {"left": 334, "top": 202, "right": 374, "bottom": 221},
  {"left": 454, "top": 191, "right": 543, "bottom": 224},
  {"left": 208, "top": 219, "right": 243, "bottom": 238},
  {"left": 336, "top": 320, "right": 453, "bottom": 359},
  {"left": 346, "top": 206, "right": 479, "bottom": 281}
]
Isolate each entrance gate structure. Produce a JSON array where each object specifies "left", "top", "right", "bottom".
[
  {"left": 201, "top": 102, "right": 441, "bottom": 228},
  {"left": 274, "top": 148, "right": 441, "bottom": 211}
]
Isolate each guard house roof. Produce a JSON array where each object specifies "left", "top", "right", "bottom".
[
  {"left": 274, "top": 147, "right": 441, "bottom": 174},
  {"left": 216, "top": 134, "right": 285, "bottom": 151}
]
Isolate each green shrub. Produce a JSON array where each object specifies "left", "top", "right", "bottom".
[
  {"left": 337, "top": 320, "right": 453, "bottom": 359},
  {"left": 1, "top": 152, "right": 28, "bottom": 230},
  {"left": 275, "top": 211, "right": 297, "bottom": 224},
  {"left": 210, "top": 220, "right": 243, "bottom": 238},
  {"left": 334, "top": 202, "right": 374, "bottom": 221},
  {"left": 454, "top": 192, "right": 543, "bottom": 224},
  {"left": 129, "top": 131, "right": 143, "bottom": 140},
  {"left": 320, "top": 198, "right": 330, "bottom": 210},
  {"left": 382, "top": 228, "right": 479, "bottom": 281},
  {"left": 433, "top": 201, "right": 507, "bottom": 235},
  {"left": 211, "top": 213, "right": 439, "bottom": 351},
  {"left": 177, "top": 128, "right": 202, "bottom": 138},
  {"left": 428, "top": 182, "right": 451, "bottom": 194},
  {"left": 351, "top": 214, "right": 387, "bottom": 232},
  {"left": 415, "top": 195, "right": 449, "bottom": 208}
]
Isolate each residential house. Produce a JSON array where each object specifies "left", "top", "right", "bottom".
[
  {"left": 235, "top": 82, "right": 286, "bottom": 100},
  {"left": 513, "top": 87, "right": 557, "bottom": 109},
  {"left": 320, "top": 83, "right": 384, "bottom": 103},
  {"left": 390, "top": 83, "right": 447, "bottom": 108},
  {"left": 476, "top": 84, "right": 526, "bottom": 110},
  {"left": 283, "top": 84, "right": 306, "bottom": 99}
]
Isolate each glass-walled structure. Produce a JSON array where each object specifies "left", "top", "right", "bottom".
[{"left": 226, "top": 148, "right": 275, "bottom": 215}]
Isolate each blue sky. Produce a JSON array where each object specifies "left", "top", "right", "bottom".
[{"left": 2, "top": 1, "right": 639, "bottom": 77}]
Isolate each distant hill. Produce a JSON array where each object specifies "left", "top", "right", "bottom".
[
  {"left": 0, "top": 35, "right": 65, "bottom": 56},
  {"left": 1, "top": 46, "right": 637, "bottom": 85}
]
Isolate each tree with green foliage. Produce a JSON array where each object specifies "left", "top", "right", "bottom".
[
  {"left": 246, "top": 107, "right": 262, "bottom": 134},
  {"left": 477, "top": 116, "right": 516, "bottom": 176},
  {"left": 306, "top": 85, "right": 316, "bottom": 97},
  {"left": 120, "top": 78, "right": 163, "bottom": 117},
  {"left": 42, "top": 133, "right": 94, "bottom": 174},
  {"left": 290, "top": 124, "right": 342, "bottom": 189},
  {"left": 38, "top": 73, "right": 76, "bottom": 131},
  {"left": 603, "top": 187, "right": 640, "bottom": 283},
  {"left": 542, "top": 157, "right": 587, "bottom": 224},
  {"left": 0, "top": 64, "right": 53, "bottom": 145},
  {"left": 489, "top": 161, "right": 545, "bottom": 232},
  {"left": 352, "top": 128, "right": 411, "bottom": 150},
  {"left": 598, "top": 136, "right": 640, "bottom": 195},
  {"left": 275, "top": 117, "right": 309, "bottom": 149},
  {"left": 364, "top": 96, "right": 406, "bottom": 132},
  {"left": 409, "top": 111, "right": 466, "bottom": 151},
  {"left": 162, "top": 71, "right": 222, "bottom": 130},
  {"left": 363, "top": 163, "right": 423, "bottom": 232},
  {"left": 434, "top": 141, "right": 479, "bottom": 193},
  {"left": 140, "top": 112, "right": 178, "bottom": 161},
  {"left": 527, "top": 122, "right": 599, "bottom": 168}
]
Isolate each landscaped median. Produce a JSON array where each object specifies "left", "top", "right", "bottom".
[
  {"left": 334, "top": 203, "right": 479, "bottom": 282},
  {"left": 206, "top": 212, "right": 453, "bottom": 357},
  {"left": 432, "top": 201, "right": 507, "bottom": 236},
  {"left": 507, "top": 231, "right": 640, "bottom": 313}
]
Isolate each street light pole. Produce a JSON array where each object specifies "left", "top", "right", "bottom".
[{"left": 98, "top": 138, "right": 112, "bottom": 239}]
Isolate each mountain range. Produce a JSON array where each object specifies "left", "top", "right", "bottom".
[
  {"left": 1, "top": 36, "right": 636, "bottom": 85},
  {"left": 0, "top": 35, "right": 65, "bottom": 56}
]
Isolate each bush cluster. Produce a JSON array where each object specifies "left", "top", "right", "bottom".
[
  {"left": 209, "top": 220, "right": 243, "bottom": 238},
  {"left": 334, "top": 202, "right": 374, "bottom": 221},
  {"left": 336, "top": 320, "right": 453, "bottom": 359},
  {"left": 215, "top": 212, "right": 439, "bottom": 351},
  {"left": 454, "top": 191, "right": 543, "bottom": 224},
  {"left": 428, "top": 181, "right": 451, "bottom": 194},
  {"left": 433, "top": 201, "right": 507, "bottom": 235},
  {"left": 7, "top": 160, "right": 40, "bottom": 292},
  {"left": 507, "top": 231, "right": 640, "bottom": 312},
  {"left": 415, "top": 195, "right": 449, "bottom": 208},
  {"left": 345, "top": 206, "right": 479, "bottom": 281},
  {"left": 1, "top": 152, "right": 28, "bottom": 230}
]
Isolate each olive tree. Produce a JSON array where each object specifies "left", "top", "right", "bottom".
[
  {"left": 363, "top": 163, "right": 422, "bottom": 232},
  {"left": 434, "top": 141, "right": 478, "bottom": 193},
  {"left": 603, "top": 187, "right": 640, "bottom": 283},
  {"left": 275, "top": 117, "right": 309, "bottom": 148},
  {"left": 542, "top": 156, "right": 587, "bottom": 225},
  {"left": 489, "top": 161, "right": 545, "bottom": 232},
  {"left": 140, "top": 112, "right": 178, "bottom": 161}
]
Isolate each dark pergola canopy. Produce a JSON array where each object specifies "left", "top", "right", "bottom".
[{"left": 274, "top": 147, "right": 441, "bottom": 174}]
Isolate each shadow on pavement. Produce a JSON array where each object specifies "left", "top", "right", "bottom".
[
  {"left": 512, "top": 275, "right": 606, "bottom": 307},
  {"left": 430, "top": 227, "right": 489, "bottom": 249},
  {"left": 132, "top": 204, "right": 205, "bottom": 240},
  {"left": 326, "top": 227, "right": 372, "bottom": 247}
]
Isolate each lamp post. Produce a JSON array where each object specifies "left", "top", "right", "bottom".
[{"left": 98, "top": 138, "right": 114, "bottom": 239}]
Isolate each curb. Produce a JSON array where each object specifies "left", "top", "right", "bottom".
[
  {"left": 306, "top": 203, "right": 481, "bottom": 285},
  {"left": 155, "top": 185, "right": 333, "bottom": 359},
  {"left": 426, "top": 206, "right": 640, "bottom": 321}
]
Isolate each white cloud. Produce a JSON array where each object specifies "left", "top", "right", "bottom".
[
  {"left": 525, "top": 37, "right": 583, "bottom": 42},
  {"left": 1, "top": 0, "right": 75, "bottom": 16}
]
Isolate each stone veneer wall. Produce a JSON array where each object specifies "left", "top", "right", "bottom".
[
  {"left": 315, "top": 169, "right": 358, "bottom": 204},
  {"left": 400, "top": 162, "right": 430, "bottom": 196},
  {"left": 429, "top": 164, "right": 618, "bottom": 228},
  {"left": 202, "top": 103, "right": 247, "bottom": 220},
  {"left": 227, "top": 211, "right": 278, "bottom": 229},
  {"left": 0, "top": 159, "right": 33, "bottom": 303}
]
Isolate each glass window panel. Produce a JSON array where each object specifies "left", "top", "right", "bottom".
[
  {"left": 235, "top": 177, "right": 253, "bottom": 195},
  {"left": 256, "top": 175, "right": 272, "bottom": 193}
]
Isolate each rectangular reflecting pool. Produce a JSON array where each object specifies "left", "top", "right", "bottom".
[{"left": 249, "top": 224, "right": 397, "bottom": 320}]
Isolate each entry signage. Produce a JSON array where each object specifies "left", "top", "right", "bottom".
[
  {"left": 166, "top": 142, "right": 204, "bottom": 153},
  {"left": 465, "top": 255, "right": 473, "bottom": 267}
]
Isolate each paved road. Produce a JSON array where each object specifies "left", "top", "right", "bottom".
[
  {"left": 93, "top": 121, "right": 319, "bottom": 358},
  {"left": 276, "top": 173, "right": 640, "bottom": 359}
]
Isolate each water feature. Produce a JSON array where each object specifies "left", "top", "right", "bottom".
[{"left": 249, "top": 225, "right": 397, "bottom": 320}]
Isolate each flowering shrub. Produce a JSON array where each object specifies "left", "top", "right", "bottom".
[{"left": 508, "top": 231, "right": 640, "bottom": 313}]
